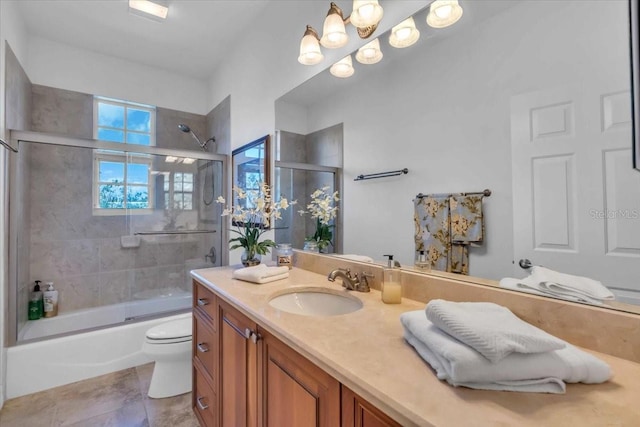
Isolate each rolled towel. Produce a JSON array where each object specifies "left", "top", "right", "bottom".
[
  {"left": 232, "top": 264, "right": 289, "bottom": 284},
  {"left": 425, "top": 299, "right": 566, "bottom": 363},
  {"left": 499, "top": 277, "right": 605, "bottom": 305},
  {"left": 530, "top": 266, "right": 615, "bottom": 301},
  {"left": 400, "top": 310, "right": 611, "bottom": 394},
  {"left": 334, "top": 254, "right": 374, "bottom": 263}
]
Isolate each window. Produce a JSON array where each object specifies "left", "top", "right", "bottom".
[
  {"left": 94, "top": 97, "right": 155, "bottom": 146},
  {"left": 93, "top": 152, "right": 153, "bottom": 213},
  {"left": 92, "top": 97, "right": 156, "bottom": 215},
  {"left": 164, "top": 172, "right": 194, "bottom": 210}
]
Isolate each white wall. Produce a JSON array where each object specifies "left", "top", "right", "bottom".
[
  {"left": 285, "top": 0, "right": 631, "bottom": 277},
  {"left": 0, "top": 0, "right": 30, "bottom": 408},
  {"left": 27, "top": 36, "right": 209, "bottom": 115}
]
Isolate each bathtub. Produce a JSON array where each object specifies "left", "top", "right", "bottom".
[
  {"left": 7, "top": 293, "right": 193, "bottom": 399},
  {"left": 18, "top": 288, "right": 191, "bottom": 341}
]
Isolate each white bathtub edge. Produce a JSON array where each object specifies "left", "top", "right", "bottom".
[{"left": 6, "top": 312, "right": 191, "bottom": 399}]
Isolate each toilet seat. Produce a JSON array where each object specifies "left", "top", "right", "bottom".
[{"left": 145, "top": 317, "right": 192, "bottom": 344}]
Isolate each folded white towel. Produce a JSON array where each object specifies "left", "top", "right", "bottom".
[
  {"left": 425, "top": 299, "right": 566, "bottom": 363},
  {"left": 499, "top": 277, "right": 605, "bottom": 305},
  {"left": 334, "top": 254, "right": 374, "bottom": 263},
  {"left": 232, "top": 264, "right": 290, "bottom": 284},
  {"left": 530, "top": 266, "right": 615, "bottom": 301},
  {"left": 400, "top": 310, "right": 611, "bottom": 394}
]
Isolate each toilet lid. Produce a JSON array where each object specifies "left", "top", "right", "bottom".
[{"left": 146, "top": 317, "right": 192, "bottom": 340}]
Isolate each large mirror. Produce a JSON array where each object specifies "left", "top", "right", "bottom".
[
  {"left": 232, "top": 135, "right": 270, "bottom": 227},
  {"left": 275, "top": 0, "right": 640, "bottom": 313}
]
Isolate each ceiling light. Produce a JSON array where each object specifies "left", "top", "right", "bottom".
[
  {"left": 182, "top": 158, "right": 196, "bottom": 165},
  {"left": 321, "top": 3, "right": 349, "bottom": 49},
  {"left": 355, "top": 38, "right": 383, "bottom": 64},
  {"left": 389, "top": 16, "right": 420, "bottom": 48},
  {"left": 350, "top": 0, "right": 384, "bottom": 28},
  {"left": 330, "top": 55, "right": 355, "bottom": 78},
  {"left": 298, "top": 25, "right": 324, "bottom": 65},
  {"left": 165, "top": 156, "right": 178, "bottom": 163},
  {"left": 129, "top": 0, "right": 168, "bottom": 20},
  {"left": 426, "top": 0, "right": 463, "bottom": 28},
  {"left": 298, "top": 1, "right": 384, "bottom": 66}
]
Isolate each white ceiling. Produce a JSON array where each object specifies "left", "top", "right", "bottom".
[{"left": 15, "top": 0, "right": 271, "bottom": 80}]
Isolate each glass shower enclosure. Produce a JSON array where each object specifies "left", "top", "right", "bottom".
[{"left": 8, "top": 131, "right": 226, "bottom": 343}]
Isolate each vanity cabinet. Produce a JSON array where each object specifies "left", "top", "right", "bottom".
[
  {"left": 192, "top": 279, "right": 397, "bottom": 427},
  {"left": 342, "top": 386, "right": 402, "bottom": 427},
  {"left": 261, "top": 328, "right": 340, "bottom": 426}
]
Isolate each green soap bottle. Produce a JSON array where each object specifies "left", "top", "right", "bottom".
[{"left": 28, "top": 280, "right": 44, "bottom": 320}]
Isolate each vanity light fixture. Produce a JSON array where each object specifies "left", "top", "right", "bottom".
[
  {"left": 298, "top": 1, "right": 384, "bottom": 66},
  {"left": 128, "top": 0, "right": 168, "bottom": 20},
  {"left": 298, "top": 26, "right": 325, "bottom": 65},
  {"left": 330, "top": 55, "right": 355, "bottom": 78},
  {"left": 426, "top": 0, "right": 463, "bottom": 29},
  {"left": 389, "top": 16, "right": 420, "bottom": 48},
  {"left": 355, "top": 38, "right": 383, "bottom": 64},
  {"left": 320, "top": 3, "right": 349, "bottom": 48}
]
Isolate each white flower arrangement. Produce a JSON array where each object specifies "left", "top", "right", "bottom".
[{"left": 298, "top": 186, "right": 339, "bottom": 251}]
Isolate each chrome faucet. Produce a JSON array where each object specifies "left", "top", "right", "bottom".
[{"left": 327, "top": 268, "right": 372, "bottom": 292}]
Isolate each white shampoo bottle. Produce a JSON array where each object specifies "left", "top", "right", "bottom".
[{"left": 43, "top": 282, "right": 59, "bottom": 318}]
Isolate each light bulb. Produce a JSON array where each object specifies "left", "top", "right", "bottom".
[
  {"left": 426, "top": 0, "right": 463, "bottom": 28},
  {"left": 434, "top": 5, "right": 453, "bottom": 19},
  {"left": 350, "top": 0, "right": 384, "bottom": 27},
  {"left": 355, "top": 38, "right": 383, "bottom": 64},
  {"left": 389, "top": 17, "right": 420, "bottom": 48}
]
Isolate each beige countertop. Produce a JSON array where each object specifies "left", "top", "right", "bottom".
[{"left": 191, "top": 266, "right": 640, "bottom": 427}]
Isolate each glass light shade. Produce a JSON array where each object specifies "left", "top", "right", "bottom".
[
  {"left": 389, "top": 17, "right": 420, "bottom": 48},
  {"left": 355, "top": 38, "right": 383, "bottom": 65},
  {"left": 320, "top": 12, "right": 348, "bottom": 48},
  {"left": 298, "top": 27, "right": 324, "bottom": 65},
  {"left": 129, "top": 0, "right": 168, "bottom": 19},
  {"left": 330, "top": 55, "right": 355, "bottom": 78},
  {"left": 426, "top": 0, "right": 463, "bottom": 28},
  {"left": 350, "top": 0, "right": 384, "bottom": 27}
]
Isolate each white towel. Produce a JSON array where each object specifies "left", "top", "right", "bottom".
[
  {"left": 232, "top": 264, "right": 290, "bottom": 284},
  {"left": 499, "top": 277, "right": 605, "bottom": 305},
  {"left": 400, "top": 310, "right": 611, "bottom": 394},
  {"left": 334, "top": 254, "right": 374, "bottom": 263},
  {"left": 425, "top": 299, "right": 566, "bottom": 363},
  {"left": 530, "top": 266, "right": 615, "bottom": 301}
]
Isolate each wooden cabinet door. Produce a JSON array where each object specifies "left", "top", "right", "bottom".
[
  {"left": 219, "top": 301, "right": 259, "bottom": 427},
  {"left": 261, "top": 328, "right": 340, "bottom": 427},
  {"left": 341, "top": 386, "right": 401, "bottom": 427}
]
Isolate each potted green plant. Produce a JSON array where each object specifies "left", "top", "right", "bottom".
[
  {"left": 217, "top": 183, "right": 294, "bottom": 266},
  {"left": 299, "top": 186, "right": 339, "bottom": 252}
]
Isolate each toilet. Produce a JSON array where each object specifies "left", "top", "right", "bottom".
[{"left": 142, "top": 317, "right": 192, "bottom": 398}]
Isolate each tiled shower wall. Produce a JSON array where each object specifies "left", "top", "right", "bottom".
[
  {"left": 277, "top": 124, "right": 343, "bottom": 251},
  {"left": 12, "top": 80, "right": 224, "bottom": 323},
  {"left": 5, "top": 44, "right": 32, "bottom": 335}
]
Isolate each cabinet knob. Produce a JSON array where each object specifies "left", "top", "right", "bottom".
[
  {"left": 197, "top": 342, "right": 209, "bottom": 353},
  {"left": 244, "top": 328, "right": 252, "bottom": 339},
  {"left": 196, "top": 396, "right": 209, "bottom": 411},
  {"left": 197, "top": 298, "right": 209, "bottom": 306}
]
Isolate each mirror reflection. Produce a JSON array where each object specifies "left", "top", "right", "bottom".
[
  {"left": 275, "top": 0, "right": 640, "bottom": 312},
  {"left": 232, "top": 135, "right": 270, "bottom": 227}
]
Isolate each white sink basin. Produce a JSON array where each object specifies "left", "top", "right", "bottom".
[{"left": 268, "top": 287, "right": 363, "bottom": 316}]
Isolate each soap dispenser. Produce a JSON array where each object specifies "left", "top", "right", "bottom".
[
  {"left": 382, "top": 255, "right": 402, "bottom": 304},
  {"left": 43, "top": 282, "right": 59, "bottom": 318},
  {"left": 415, "top": 250, "right": 430, "bottom": 270},
  {"left": 28, "top": 280, "right": 44, "bottom": 320}
]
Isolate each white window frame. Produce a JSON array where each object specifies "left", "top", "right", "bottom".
[
  {"left": 92, "top": 97, "right": 156, "bottom": 216},
  {"left": 92, "top": 151, "right": 155, "bottom": 216},
  {"left": 164, "top": 171, "right": 195, "bottom": 211},
  {"left": 93, "top": 97, "right": 156, "bottom": 146}
]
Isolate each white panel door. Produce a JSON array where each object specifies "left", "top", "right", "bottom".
[{"left": 511, "top": 85, "right": 640, "bottom": 302}]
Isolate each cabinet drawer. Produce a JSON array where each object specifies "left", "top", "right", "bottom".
[
  {"left": 194, "top": 364, "right": 218, "bottom": 427},
  {"left": 194, "top": 280, "right": 218, "bottom": 328},
  {"left": 194, "top": 312, "right": 217, "bottom": 384}
]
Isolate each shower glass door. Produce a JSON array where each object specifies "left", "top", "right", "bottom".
[{"left": 11, "top": 138, "right": 225, "bottom": 342}]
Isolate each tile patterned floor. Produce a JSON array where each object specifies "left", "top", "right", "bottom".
[{"left": 0, "top": 363, "right": 200, "bottom": 427}]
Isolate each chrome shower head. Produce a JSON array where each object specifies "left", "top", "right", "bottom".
[{"left": 177, "top": 123, "right": 215, "bottom": 152}]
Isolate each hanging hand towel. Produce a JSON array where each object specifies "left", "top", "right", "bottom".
[
  {"left": 414, "top": 194, "right": 450, "bottom": 273},
  {"left": 449, "top": 195, "right": 484, "bottom": 274},
  {"left": 232, "top": 264, "right": 290, "bottom": 284}
]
